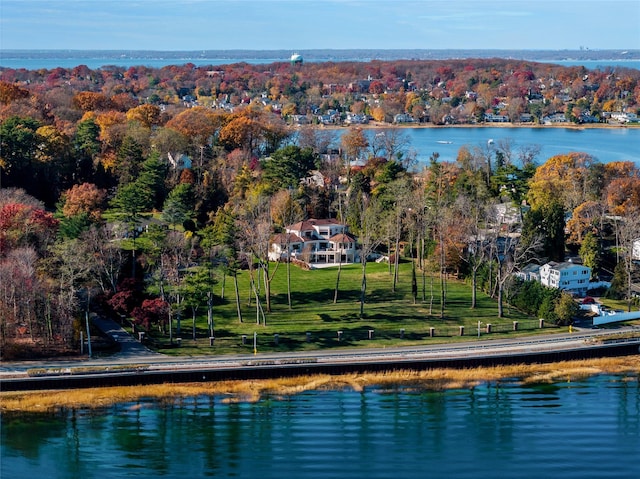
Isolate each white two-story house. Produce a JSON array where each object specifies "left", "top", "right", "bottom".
[
  {"left": 539, "top": 261, "right": 591, "bottom": 296},
  {"left": 269, "top": 219, "right": 358, "bottom": 266}
]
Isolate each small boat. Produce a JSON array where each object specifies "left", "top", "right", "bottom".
[
  {"left": 487, "top": 138, "right": 494, "bottom": 145},
  {"left": 436, "top": 140, "right": 453, "bottom": 144}
]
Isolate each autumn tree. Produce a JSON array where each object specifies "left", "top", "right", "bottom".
[
  {"left": 131, "top": 298, "right": 170, "bottom": 332},
  {"left": 527, "top": 152, "right": 600, "bottom": 212},
  {"left": 60, "top": 183, "right": 106, "bottom": 221},
  {"left": 605, "top": 176, "right": 640, "bottom": 216},
  {"left": 126, "top": 104, "right": 161, "bottom": 128},
  {"left": 340, "top": 127, "right": 369, "bottom": 173},
  {"left": 0, "top": 81, "right": 30, "bottom": 105},
  {"left": 95, "top": 110, "right": 128, "bottom": 153},
  {"left": 0, "top": 201, "right": 59, "bottom": 257},
  {"left": 565, "top": 200, "right": 606, "bottom": 245},
  {"left": 72, "top": 91, "right": 111, "bottom": 112},
  {"left": 166, "top": 107, "right": 226, "bottom": 149}
]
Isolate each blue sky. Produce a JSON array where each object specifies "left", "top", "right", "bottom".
[{"left": 1, "top": 0, "right": 639, "bottom": 51}]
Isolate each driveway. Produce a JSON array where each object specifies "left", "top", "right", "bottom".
[{"left": 91, "top": 316, "right": 160, "bottom": 359}]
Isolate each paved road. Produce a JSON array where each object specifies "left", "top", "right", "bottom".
[{"left": 1, "top": 318, "right": 638, "bottom": 380}]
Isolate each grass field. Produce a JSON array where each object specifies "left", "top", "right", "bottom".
[{"left": 139, "top": 260, "right": 556, "bottom": 356}]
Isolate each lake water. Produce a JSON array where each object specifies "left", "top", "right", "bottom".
[
  {"left": 393, "top": 126, "right": 640, "bottom": 167},
  {"left": 2, "top": 374, "right": 639, "bottom": 479}
]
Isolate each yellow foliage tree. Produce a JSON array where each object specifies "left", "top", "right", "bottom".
[
  {"left": 126, "top": 104, "right": 161, "bottom": 128},
  {"left": 527, "top": 152, "right": 598, "bottom": 211}
]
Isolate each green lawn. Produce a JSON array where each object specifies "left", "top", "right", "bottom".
[{"left": 143, "top": 260, "right": 555, "bottom": 356}]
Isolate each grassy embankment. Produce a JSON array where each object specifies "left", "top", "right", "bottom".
[
  {"left": 2, "top": 356, "right": 639, "bottom": 413},
  {"left": 133, "top": 260, "right": 557, "bottom": 356}
]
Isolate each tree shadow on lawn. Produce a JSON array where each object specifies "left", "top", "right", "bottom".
[{"left": 274, "top": 288, "right": 362, "bottom": 304}]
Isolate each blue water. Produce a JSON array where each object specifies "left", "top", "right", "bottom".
[
  {"left": 1, "top": 374, "right": 639, "bottom": 478},
  {"left": 393, "top": 126, "right": 640, "bottom": 167},
  {"left": 1, "top": 54, "right": 638, "bottom": 71}
]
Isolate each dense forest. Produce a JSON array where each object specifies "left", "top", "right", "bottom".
[{"left": 1, "top": 58, "right": 639, "bottom": 358}]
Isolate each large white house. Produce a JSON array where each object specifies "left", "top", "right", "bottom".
[
  {"left": 269, "top": 219, "right": 358, "bottom": 266},
  {"left": 539, "top": 261, "right": 591, "bottom": 296}
]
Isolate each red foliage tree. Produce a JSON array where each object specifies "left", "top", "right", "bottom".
[
  {"left": 131, "top": 298, "right": 169, "bottom": 331},
  {"left": 0, "top": 203, "right": 58, "bottom": 256}
]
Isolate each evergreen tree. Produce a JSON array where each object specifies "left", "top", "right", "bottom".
[
  {"left": 579, "top": 231, "right": 600, "bottom": 279},
  {"left": 117, "top": 136, "right": 144, "bottom": 186},
  {"left": 162, "top": 183, "right": 195, "bottom": 229},
  {"left": 137, "top": 151, "right": 168, "bottom": 210},
  {"left": 521, "top": 201, "right": 565, "bottom": 262},
  {"left": 261, "top": 145, "right": 317, "bottom": 192}
]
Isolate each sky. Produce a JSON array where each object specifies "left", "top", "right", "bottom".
[{"left": 1, "top": 0, "right": 639, "bottom": 51}]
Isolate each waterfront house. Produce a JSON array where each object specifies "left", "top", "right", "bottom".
[
  {"left": 269, "top": 219, "right": 358, "bottom": 266},
  {"left": 515, "top": 263, "right": 541, "bottom": 282},
  {"left": 539, "top": 261, "right": 591, "bottom": 296}
]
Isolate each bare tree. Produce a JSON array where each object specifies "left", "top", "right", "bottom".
[
  {"left": 270, "top": 189, "right": 304, "bottom": 310},
  {"left": 356, "top": 195, "right": 384, "bottom": 318},
  {"left": 161, "top": 230, "right": 193, "bottom": 340},
  {"left": 490, "top": 232, "right": 543, "bottom": 318},
  {"left": 617, "top": 208, "right": 640, "bottom": 311},
  {"left": 237, "top": 195, "right": 279, "bottom": 322},
  {"left": 296, "top": 125, "right": 337, "bottom": 155},
  {"left": 82, "top": 224, "right": 126, "bottom": 293},
  {"left": 517, "top": 144, "right": 541, "bottom": 169},
  {"left": 496, "top": 138, "right": 516, "bottom": 167},
  {"left": 455, "top": 194, "right": 495, "bottom": 309},
  {"left": 369, "top": 128, "right": 412, "bottom": 164}
]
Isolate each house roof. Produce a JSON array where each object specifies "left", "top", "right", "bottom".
[
  {"left": 330, "top": 232, "right": 357, "bottom": 242},
  {"left": 288, "top": 218, "right": 345, "bottom": 231},
  {"left": 271, "top": 232, "right": 304, "bottom": 244},
  {"left": 544, "top": 261, "right": 589, "bottom": 271},
  {"left": 520, "top": 263, "right": 541, "bottom": 274}
]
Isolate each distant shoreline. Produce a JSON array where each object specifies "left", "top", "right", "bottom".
[
  {"left": 323, "top": 121, "right": 639, "bottom": 131},
  {"left": 2, "top": 48, "right": 638, "bottom": 71},
  {"left": 2, "top": 48, "right": 639, "bottom": 61}
]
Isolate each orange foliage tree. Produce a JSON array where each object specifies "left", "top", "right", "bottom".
[
  {"left": 0, "top": 81, "right": 30, "bottom": 104},
  {"left": 605, "top": 177, "right": 640, "bottom": 216},
  {"left": 61, "top": 183, "right": 106, "bottom": 220},
  {"left": 565, "top": 200, "right": 605, "bottom": 245},
  {"left": 165, "top": 107, "right": 227, "bottom": 147},
  {"left": 72, "top": 91, "right": 112, "bottom": 112}
]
